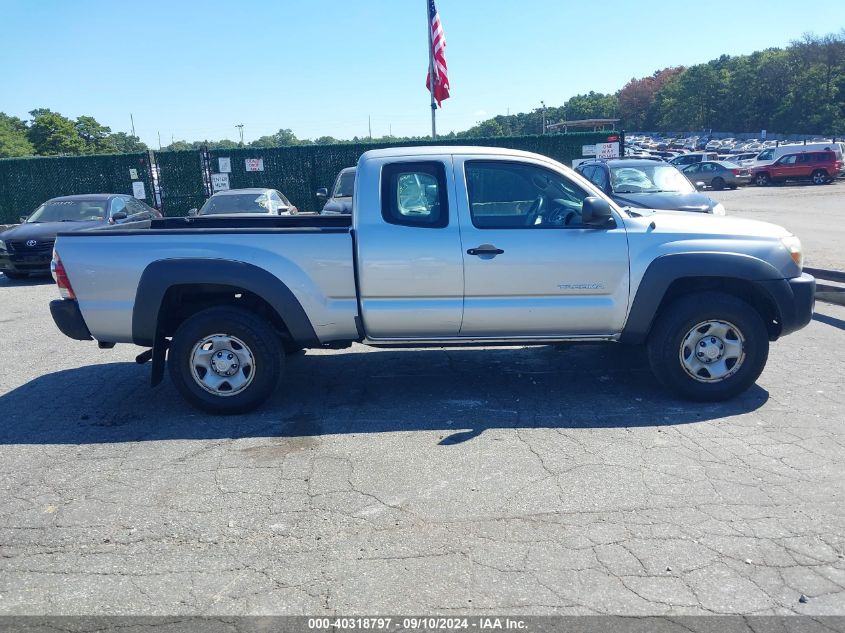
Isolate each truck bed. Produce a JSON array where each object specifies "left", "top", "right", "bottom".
[{"left": 55, "top": 214, "right": 359, "bottom": 345}]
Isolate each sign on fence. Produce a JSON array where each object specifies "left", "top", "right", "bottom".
[
  {"left": 132, "top": 181, "right": 146, "bottom": 199},
  {"left": 245, "top": 158, "right": 264, "bottom": 172},
  {"left": 211, "top": 173, "right": 230, "bottom": 192},
  {"left": 218, "top": 157, "right": 231, "bottom": 173},
  {"left": 129, "top": 168, "right": 138, "bottom": 180},
  {"left": 582, "top": 144, "right": 596, "bottom": 156},
  {"left": 595, "top": 142, "right": 620, "bottom": 158}
]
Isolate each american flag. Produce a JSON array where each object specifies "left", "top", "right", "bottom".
[{"left": 425, "top": 0, "right": 450, "bottom": 107}]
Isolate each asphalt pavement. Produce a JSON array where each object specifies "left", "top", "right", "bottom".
[{"left": 0, "top": 274, "right": 843, "bottom": 616}]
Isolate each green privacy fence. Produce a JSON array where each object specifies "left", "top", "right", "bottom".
[
  {"left": 0, "top": 132, "right": 617, "bottom": 222},
  {"left": 0, "top": 152, "right": 153, "bottom": 223}
]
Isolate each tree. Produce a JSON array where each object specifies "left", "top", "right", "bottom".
[
  {"left": 27, "top": 109, "right": 85, "bottom": 155},
  {"left": 75, "top": 115, "right": 112, "bottom": 153},
  {"left": 0, "top": 113, "right": 35, "bottom": 157},
  {"left": 107, "top": 132, "right": 147, "bottom": 153},
  {"left": 250, "top": 128, "right": 302, "bottom": 147}
]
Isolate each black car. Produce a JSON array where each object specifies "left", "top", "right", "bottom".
[
  {"left": 575, "top": 159, "right": 725, "bottom": 215},
  {"left": 316, "top": 167, "right": 355, "bottom": 215},
  {"left": 0, "top": 194, "right": 161, "bottom": 279}
]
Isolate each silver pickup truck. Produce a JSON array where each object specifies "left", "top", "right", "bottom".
[{"left": 49, "top": 146, "right": 815, "bottom": 413}]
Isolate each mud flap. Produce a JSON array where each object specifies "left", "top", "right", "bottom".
[{"left": 151, "top": 337, "right": 169, "bottom": 387}]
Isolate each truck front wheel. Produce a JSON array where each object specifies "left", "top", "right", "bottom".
[
  {"left": 647, "top": 292, "right": 769, "bottom": 401},
  {"left": 168, "top": 306, "right": 282, "bottom": 414}
]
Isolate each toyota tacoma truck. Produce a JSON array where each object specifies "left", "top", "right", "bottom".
[{"left": 49, "top": 146, "right": 815, "bottom": 413}]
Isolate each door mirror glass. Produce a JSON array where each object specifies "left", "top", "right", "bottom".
[
  {"left": 581, "top": 196, "right": 613, "bottom": 226},
  {"left": 187, "top": 208, "right": 199, "bottom": 217},
  {"left": 111, "top": 211, "right": 128, "bottom": 221},
  {"left": 316, "top": 187, "right": 328, "bottom": 200},
  {"left": 695, "top": 181, "right": 706, "bottom": 190},
  {"left": 19, "top": 215, "right": 28, "bottom": 224}
]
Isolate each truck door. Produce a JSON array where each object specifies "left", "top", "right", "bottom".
[
  {"left": 454, "top": 157, "right": 630, "bottom": 338},
  {"left": 355, "top": 156, "right": 464, "bottom": 338}
]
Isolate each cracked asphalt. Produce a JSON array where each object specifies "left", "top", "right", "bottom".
[{"left": 0, "top": 276, "right": 844, "bottom": 617}]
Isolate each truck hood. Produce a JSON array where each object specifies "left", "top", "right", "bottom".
[
  {"left": 0, "top": 220, "right": 106, "bottom": 241},
  {"left": 613, "top": 191, "right": 714, "bottom": 213},
  {"left": 624, "top": 209, "right": 792, "bottom": 240}
]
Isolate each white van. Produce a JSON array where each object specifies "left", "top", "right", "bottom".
[{"left": 752, "top": 142, "right": 843, "bottom": 169}]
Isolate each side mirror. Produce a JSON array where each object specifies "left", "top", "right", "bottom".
[
  {"left": 316, "top": 187, "right": 328, "bottom": 200},
  {"left": 19, "top": 215, "right": 28, "bottom": 224},
  {"left": 187, "top": 208, "right": 199, "bottom": 217},
  {"left": 111, "top": 211, "right": 128, "bottom": 222},
  {"left": 695, "top": 181, "right": 706, "bottom": 190},
  {"left": 581, "top": 197, "right": 613, "bottom": 227}
]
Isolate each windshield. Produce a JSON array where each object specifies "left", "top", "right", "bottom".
[
  {"left": 610, "top": 164, "right": 695, "bottom": 194},
  {"left": 27, "top": 200, "right": 108, "bottom": 222},
  {"left": 199, "top": 194, "right": 269, "bottom": 215},
  {"left": 333, "top": 171, "right": 355, "bottom": 197}
]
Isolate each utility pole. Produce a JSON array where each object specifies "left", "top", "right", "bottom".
[
  {"left": 368, "top": 115, "right": 372, "bottom": 140},
  {"left": 130, "top": 113, "right": 136, "bottom": 137},
  {"left": 540, "top": 101, "right": 546, "bottom": 135},
  {"left": 235, "top": 124, "right": 244, "bottom": 146},
  {"left": 157, "top": 131, "right": 161, "bottom": 150}
]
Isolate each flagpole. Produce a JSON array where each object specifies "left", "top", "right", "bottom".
[{"left": 427, "top": 0, "right": 437, "bottom": 139}]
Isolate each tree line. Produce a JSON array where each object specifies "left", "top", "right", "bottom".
[
  {"left": 462, "top": 32, "right": 845, "bottom": 137},
  {"left": 2, "top": 32, "right": 843, "bottom": 159}
]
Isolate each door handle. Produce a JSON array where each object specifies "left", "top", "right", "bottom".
[{"left": 467, "top": 245, "right": 504, "bottom": 256}]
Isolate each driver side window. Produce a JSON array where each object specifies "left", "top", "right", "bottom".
[{"left": 465, "top": 161, "right": 590, "bottom": 229}]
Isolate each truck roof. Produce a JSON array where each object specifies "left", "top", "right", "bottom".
[{"left": 360, "top": 145, "right": 552, "bottom": 162}]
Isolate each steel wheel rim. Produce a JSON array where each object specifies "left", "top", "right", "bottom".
[
  {"left": 679, "top": 320, "right": 746, "bottom": 383},
  {"left": 189, "top": 333, "right": 256, "bottom": 397}
]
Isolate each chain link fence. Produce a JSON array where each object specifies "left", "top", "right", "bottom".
[{"left": 0, "top": 132, "right": 617, "bottom": 222}]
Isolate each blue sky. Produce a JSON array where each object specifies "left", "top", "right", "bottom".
[{"left": 1, "top": 1, "right": 842, "bottom": 146}]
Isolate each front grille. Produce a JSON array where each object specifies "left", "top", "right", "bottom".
[{"left": 8, "top": 239, "right": 54, "bottom": 253}]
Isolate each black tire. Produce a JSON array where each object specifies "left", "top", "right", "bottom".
[
  {"left": 712, "top": 177, "right": 725, "bottom": 191},
  {"left": 2, "top": 271, "right": 28, "bottom": 280},
  {"left": 811, "top": 169, "right": 828, "bottom": 185},
  {"left": 647, "top": 291, "right": 769, "bottom": 402},
  {"left": 168, "top": 306, "right": 283, "bottom": 414},
  {"left": 754, "top": 172, "right": 770, "bottom": 186}
]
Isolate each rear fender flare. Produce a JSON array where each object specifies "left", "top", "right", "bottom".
[{"left": 132, "top": 258, "right": 317, "bottom": 347}]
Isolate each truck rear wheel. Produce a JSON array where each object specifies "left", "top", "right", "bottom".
[
  {"left": 647, "top": 292, "right": 769, "bottom": 401},
  {"left": 168, "top": 306, "right": 282, "bottom": 414}
]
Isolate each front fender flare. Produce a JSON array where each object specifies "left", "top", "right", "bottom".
[{"left": 620, "top": 252, "right": 790, "bottom": 344}]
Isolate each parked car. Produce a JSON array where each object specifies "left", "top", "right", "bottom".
[
  {"left": 48, "top": 145, "right": 814, "bottom": 413},
  {"left": 316, "top": 167, "right": 355, "bottom": 215},
  {"left": 681, "top": 161, "right": 752, "bottom": 190},
  {"left": 750, "top": 142, "right": 843, "bottom": 171},
  {"left": 576, "top": 158, "right": 725, "bottom": 214},
  {"left": 0, "top": 194, "right": 160, "bottom": 279},
  {"left": 751, "top": 150, "right": 841, "bottom": 186},
  {"left": 190, "top": 188, "right": 297, "bottom": 217},
  {"left": 669, "top": 152, "right": 719, "bottom": 167}
]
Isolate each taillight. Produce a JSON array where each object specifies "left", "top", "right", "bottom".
[{"left": 51, "top": 250, "right": 76, "bottom": 300}]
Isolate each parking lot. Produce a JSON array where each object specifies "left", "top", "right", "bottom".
[
  {"left": 1, "top": 181, "right": 844, "bottom": 617},
  {"left": 710, "top": 180, "right": 845, "bottom": 270}
]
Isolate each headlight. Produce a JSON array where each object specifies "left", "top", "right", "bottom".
[
  {"left": 712, "top": 203, "right": 726, "bottom": 216},
  {"left": 781, "top": 235, "right": 803, "bottom": 269}
]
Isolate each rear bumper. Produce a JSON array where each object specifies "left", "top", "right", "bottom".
[
  {"left": 758, "top": 273, "right": 815, "bottom": 338},
  {"left": 50, "top": 299, "right": 93, "bottom": 341}
]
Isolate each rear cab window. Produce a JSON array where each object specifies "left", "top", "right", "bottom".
[{"left": 381, "top": 161, "right": 448, "bottom": 228}]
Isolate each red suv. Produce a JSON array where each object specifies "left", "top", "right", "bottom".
[{"left": 752, "top": 150, "right": 841, "bottom": 186}]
